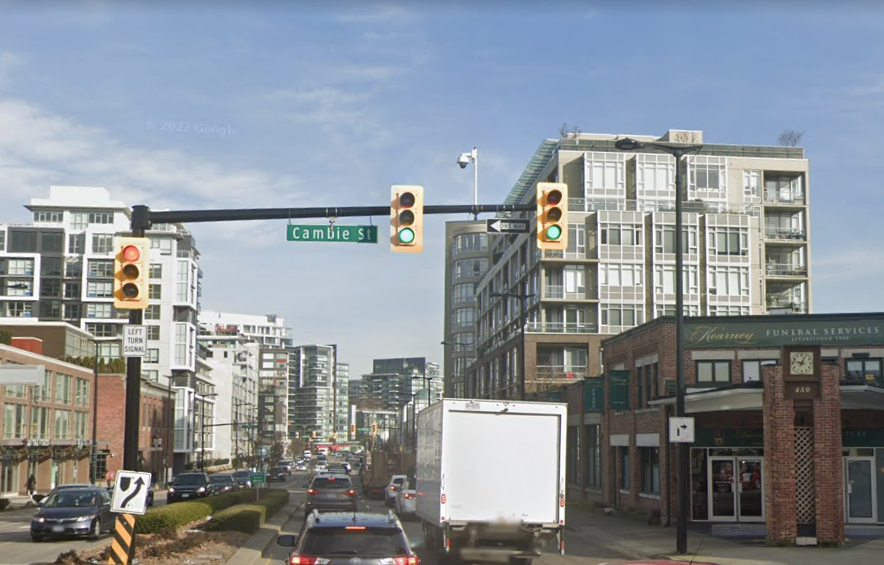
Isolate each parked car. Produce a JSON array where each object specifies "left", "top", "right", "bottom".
[
  {"left": 277, "top": 511, "right": 417, "bottom": 565},
  {"left": 267, "top": 466, "right": 287, "bottom": 482},
  {"left": 30, "top": 487, "right": 113, "bottom": 541},
  {"left": 304, "top": 475, "right": 357, "bottom": 516},
  {"left": 167, "top": 472, "right": 216, "bottom": 503},
  {"left": 232, "top": 470, "right": 252, "bottom": 489},
  {"left": 49, "top": 482, "right": 154, "bottom": 507},
  {"left": 385, "top": 474, "right": 408, "bottom": 507},
  {"left": 209, "top": 474, "right": 238, "bottom": 493},
  {"left": 395, "top": 477, "right": 417, "bottom": 519}
]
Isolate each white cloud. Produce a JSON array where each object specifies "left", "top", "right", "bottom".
[
  {"left": 841, "top": 75, "right": 884, "bottom": 97},
  {"left": 0, "top": 51, "right": 23, "bottom": 88},
  {"left": 0, "top": 98, "right": 305, "bottom": 227}
]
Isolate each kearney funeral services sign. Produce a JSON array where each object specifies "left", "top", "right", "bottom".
[{"left": 684, "top": 314, "right": 884, "bottom": 349}]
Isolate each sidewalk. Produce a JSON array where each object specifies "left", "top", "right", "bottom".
[{"left": 563, "top": 502, "right": 884, "bottom": 565}]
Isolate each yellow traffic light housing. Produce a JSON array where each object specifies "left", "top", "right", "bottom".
[
  {"left": 390, "top": 185, "right": 424, "bottom": 253},
  {"left": 371, "top": 423, "right": 378, "bottom": 435},
  {"left": 536, "top": 182, "right": 568, "bottom": 250},
  {"left": 350, "top": 424, "right": 356, "bottom": 435},
  {"left": 113, "top": 236, "right": 149, "bottom": 309}
]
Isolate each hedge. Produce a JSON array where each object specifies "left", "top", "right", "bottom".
[
  {"left": 206, "top": 489, "right": 291, "bottom": 534},
  {"left": 135, "top": 489, "right": 290, "bottom": 534}
]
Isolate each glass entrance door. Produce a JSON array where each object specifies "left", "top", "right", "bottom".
[
  {"left": 845, "top": 458, "right": 876, "bottom": 523},
  {"left": 709, "top": 457, "right": 736, "bottom": 521},
  {"left": 737, "top": 458, "right": 764, "bottom": 522}
]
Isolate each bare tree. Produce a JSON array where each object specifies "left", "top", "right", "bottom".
[
  {"left": 671, "top": 131, "right": 701, "bottom": 144},
  {"left": 778, "top": 130, "right": 804, "bottom": 147}
]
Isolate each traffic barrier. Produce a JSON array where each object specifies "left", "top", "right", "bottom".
[{"left": 107, "top": 513, "right": 136, "bottom": 564}]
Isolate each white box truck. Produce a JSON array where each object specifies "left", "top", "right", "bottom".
[{"left": 415, "top": 399, "right": 566, "bottom": 564}]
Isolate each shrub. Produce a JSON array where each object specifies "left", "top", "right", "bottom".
[
  {"left": 207, "top": 504, "right": 267, "bottom": 534},
  {"left": 135, "top": 501, "right": 212, "bottom": 534}
]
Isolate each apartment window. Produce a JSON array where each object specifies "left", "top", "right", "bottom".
[
  {"left": 454, "top": 233, "right": 488, "bottom": 252},
  {"left": 55, "top": 374, "right": 72, "bottom": 404},
  {"left": 35, "top": 371, "right": 52, "bottom": 401},
  {"left": 65, "top": 258, "right": 82, "bottom": 278},
  {"left": 453, "top": 308, "right": 475, "bottom": 328},
  {"left": 689, "top": 156, "right": 726, "bottom": 193},
  {"left": 144, "top": 305, "right": 161, "bottom": 320},
  {"left": 601, "top": 226, "right": 641, "bottom": 246},
  {"left": 6, "top": 280, "right": 33, "bottom": 296},
  {"left": 147, "top": 325, "right": 161, "bottom": 340},
  {"left": 150, "top": 238, "right": 173, "bottom": 254},
  {"left": 601, "top": 305, "right": 643, "bottom": 327},
  {"left": 640, "top": 447, "right": 661, "bottom": 495},
  {"left": 70, "top": 213, "right": 88, "bottom": 230},
  {"left": 143, "top": 370, "right": 159, "bottom": 382},
  {"left": 146, "top": 348, "right": 160, "bottom": 363},
  {"left": 86, "top": 281, "right": 113, "bottom": 298},
  {"left": 67, "top": 233, "right": 85, "bottom": 253},
  {"left": 41, "top": 278, "right": 61, "bottom": 297},
  {"left": 64, "top": 303, "right": 82, "bottom": 320},
  {"left": 585, "top": 152, "right": 625, "bottom": 191},
  {"left": 697, "top": 360, "right": 731, "bottom": 386},
  {"left": 63, "top": 282, "right": 81, "bottom": 300},
  {"left": 75, "top": 379, "right": 90, "bottom": 408},
  {"left": 566, "top": 223, "right": 586, "bottom": 256},
  {"left": 453, "top": 283, "right": 476, "bottom": 303},
  {"left": 637, "top": 153, "right": 674, "bottom": 193},
  {"left": 743, "top": 360, "right": 777, "bottom": 383},
  {"left": 41, "top": 232, "right": 63, "bottom": 252},
  {"left": 743, "top": 170, "right": 761, "bottom": 198},
  {"left": 654, "top": 265, "right": 698, "bottom": 295},
  {"left": 637, "top": 364, "right": 658, "bottom": 408},
  {"left": 846, "top": 359, "right": 883, "bottom": 387},
  {"left": 3, "top": 404, "right": 26, "bottom": 439},
  {"left": 4, "top": 384, "right": 26, "bottom": 398},
  {"left": 88, "top": 259, "right": 114, "bottom": 277},
  {"left": 0, "top": 231, "right": 5, "bottom": 251},
  {"left": 74, "top": 411, "right": 88, "bottom": 439},
  {"left": 711, "top": 228, "right": 748, "bottom": 256},
  {"left": 31, "top": 406, "right": 50, "bottom": 439},
  {"left": 91, "top": 234, "right": 114, "bottom": 254},
  {"left": 710, "top": 266, "right": 750, "bottom": 297},
  {"left": 619, "top": 447, "right": 630, "bottom": 492},
  {"left": 8, "top": 231, "right": 37, "bottom": 252},
  {"left": 585, "top": 425, "right": 601, "bottom": 489},
  {"left": 86, "top": 303, "right": 112, "bottom": 318},
  {"left": 149, "top": 263, "right": 163, "bottom": 279},
  {"left": 88, "top": 211, "right": 114, "bottom": 224},
  {"left": 710, "top": 305, "right": 750, "bottom": 316},
  {"left": 454, "top": 258, "right": 488, "bottom": 279},
  {"left": 41, "top": 256, "right": 63, "bottom": 277},
  {"left": 600, "top": 263, "right": 643, "bottom": 287},
  {"left": 654, "top": 225, "right": 698, "bottom": 255},
  {"left": 5, "top": 301, "right": 33, "bottom": 318},
  {"left": 5, "top": 258, "right": 34, "bottom": 275},
  {"left": 149, "top": 284, "right": 162, "bottom": 300},
  {"left": 54, "top": 410, "right": 71, "bottom": 440}
]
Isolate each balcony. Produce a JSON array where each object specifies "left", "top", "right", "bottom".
[
  {"left": 766, "top": 298, "right": 808, "bottom": 313},
  {"left": 764, "top": 228, "right": 806, "bottom": 241},
  {"left": 526, "top": 321, "right": 597, "bottom": 334},
  {"left": 765, "top": 263, "right": 807, "bottom": 277},
  {"left": 536, "top": 365, "right": 588, "bottom": 380},
  {"left": 543, "top": 285, "right": 586, "bottom": 300},
  {"left": 764, "top": 192, "right": 805, "bottom": 205}
]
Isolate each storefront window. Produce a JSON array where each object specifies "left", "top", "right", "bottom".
[
  {"left": 641, "top": 447, "right": 660, "bottom": 495},
  {"left": 585, "top": 425, "right": 601, "bottom": 489},
  {"left": 619, "top": 447, "right": 630, "bottom": 492},
  {"left": 846, "top": 359, "right": 883, "bottom": 387}
]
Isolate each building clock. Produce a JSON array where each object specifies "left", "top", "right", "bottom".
[{"left": 789, "top": 351, "right": 815, "bottom": 375}]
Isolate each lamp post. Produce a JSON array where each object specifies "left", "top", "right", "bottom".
[
  {"left": 457, "top": 147, "right": 479, "bottom": 219},
  {"left": 199, "top": 392, "right": 218, "bottom": 472},
  {"left": 613, "top": 136, "right": 702, "bottom": 555},
  {"left": 490, "top": 292, "right": 532, "bottom": 400}
]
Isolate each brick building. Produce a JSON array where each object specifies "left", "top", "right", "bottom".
[{"left": 559, "top": 312, "right": 884, "bottom": 546}]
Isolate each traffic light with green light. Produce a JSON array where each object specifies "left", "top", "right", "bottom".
[
  {"left": 113, "top": 236, "right": 149, "bottom": 309},
  {"left": 390, "top": 185, "right": 424, "bottom": 253},
  {"left": 536, "top": 182, "right": 568, "bottom": 250}
]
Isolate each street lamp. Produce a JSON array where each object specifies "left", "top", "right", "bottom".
[
  {"left": 613, "top": 136, "right": 702, "bottom": 555},
  {"left": 489, "top": 292, "right": 532, "bottom": 399},
  {"left": 199, "top": 392, "right": 218, "bottom": 472},
  {"left": 457, "top": 147, "right": 479, "bottom": 219}
]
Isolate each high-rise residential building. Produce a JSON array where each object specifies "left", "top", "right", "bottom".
[
  {"left": 442, "top": 222, "right": 489, "bottom": 397},
  {"left": 368, "top": 357, "right": 442, "bottom": 407},
  {"left": 289, "top": 344, "right": 338, "bottom": 442},
  {"left": 0, "top": 186, "right": 203, "bottom": 472},
  {"left": 467, "top": 130, "right": 810, "bottom": 399},
  {"left": 334, "top": 363, "right": 349, "bottom": 441}
]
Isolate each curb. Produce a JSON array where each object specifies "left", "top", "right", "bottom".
[{"left": 224, "top": 499, "right": 302, "bottom": 565}]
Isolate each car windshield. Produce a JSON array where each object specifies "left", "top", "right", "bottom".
[
  {"left": 43, "top": 491, "right": 98, "bottom": 508},
  {"left": 302, "top": 528, "right": 409, "bottom": 556},
  {"left": 233, "top": 471, "right": 250, "bottom": 478},
  {"left": 393, "top": 477, "right": 405, "bottom": 485},
  {"left": 211, "top": 475, "right": 234, "bottom": 484},
  {"left": 311, "top": 478, "right": 350, "bottom": 489},
  {"left": 173, "top": 474, "right": 206, "bottom": 486}
]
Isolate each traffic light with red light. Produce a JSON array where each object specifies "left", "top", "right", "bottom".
[
  {"left": 536, "top": 182, "right": 568, "bottom": 250},
  {"left": 113, "top": 236, "right": 149, "bottom": 309},
  {"left": 390, "top": 185, "right": 424, "bottom": 253}
]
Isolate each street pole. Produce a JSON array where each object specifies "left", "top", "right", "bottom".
[
  {"left": 519, "top": 295, "right": 526, "bottom": 401},
  {"left": 166, "top": 376, "right": 173, "bottom": 485},
  {"left": 473, "top": 148, "right": 479, "bottom": 219},
  {"left": 90, "top": 341, "right": 99, "bottom": 484},
  {"left": 200, "top": 394, "right": 205, "bottom": 472},
  {"left": 123, "top": 206, "right": 148, "bottom": 473}
]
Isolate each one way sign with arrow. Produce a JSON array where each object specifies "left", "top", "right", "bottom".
[
  {"left": 486, "top": 219, "right": 530, "bottom": 234},
  {"left": 668, "top": 417, "right": 695, "bottom": 443},
  {"left": 111, "top": 470, "right": 152, "bottom": 515}
]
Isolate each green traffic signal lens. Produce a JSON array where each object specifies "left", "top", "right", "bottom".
[
  {"left": 398, "top": 228, "right": 416, "bottom": 244},
  {"left": 545, "top": 225, "right": 562, "bottom": 241}
]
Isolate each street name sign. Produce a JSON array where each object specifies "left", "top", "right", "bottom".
[
  {"left": 111, "top": 470, "right": 152, "bottom": 515},
  {"left": 486, "top": 219, "right": 530, "bottom": 234},
  {"left": 122, "top": 325, "right": 147, "bottom": 358},
  {"left": 286, "top": 224, "right": 378, "bottom": 243},
  {"left": 669, "top": 417, "right": 695, "bottom": 443}
]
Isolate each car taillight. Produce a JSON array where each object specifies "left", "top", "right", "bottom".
[
  {"left": 393, "top": 556, "right": 419, "bottom": 565},
  {"left": 404, "top": 493, "right": 415, "bottom": 499},
  {"left": 307, "top": 488, "right": 318, "bottom": 495},
  {"left": 346, "top": 489, "right": 356, "bottom": 496},
  {"left": 389, "top": 485, "right": 398, "bottom": 491},
  {"left": 290, "top": 556, "right": 329, "bottom": 565}
]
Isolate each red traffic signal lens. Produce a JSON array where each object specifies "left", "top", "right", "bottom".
[
  {"left": 122, "top": 282, "right": 140, "bottom": 298},
  {"left": 122, "top": 244, "right": 141, "bottom": 262},
  {"left": 546, "top": 189, "right": 563, "bottom": 205},
  {"left": 399, "top": 192, "right": 416, "bottom": 208}
]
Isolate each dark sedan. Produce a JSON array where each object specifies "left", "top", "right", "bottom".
[
  {"left": 267, "top": 466, "right": 287, "bottom": 482},
  {"left": 209, "top": 474, "right": 238, "bottom": 493},
  {"left": 168, "top": 472, "right": 216, "bottom": 503},
  {"left": 232, "top": 470, "right": 252, "bottom": 489},
  {"left": 31, "top": 488, "right": 113, "bottom": 541}
]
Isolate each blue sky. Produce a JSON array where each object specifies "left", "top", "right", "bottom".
[{"left": 0, "top": 1, "right": 882, "bottom": 378}]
